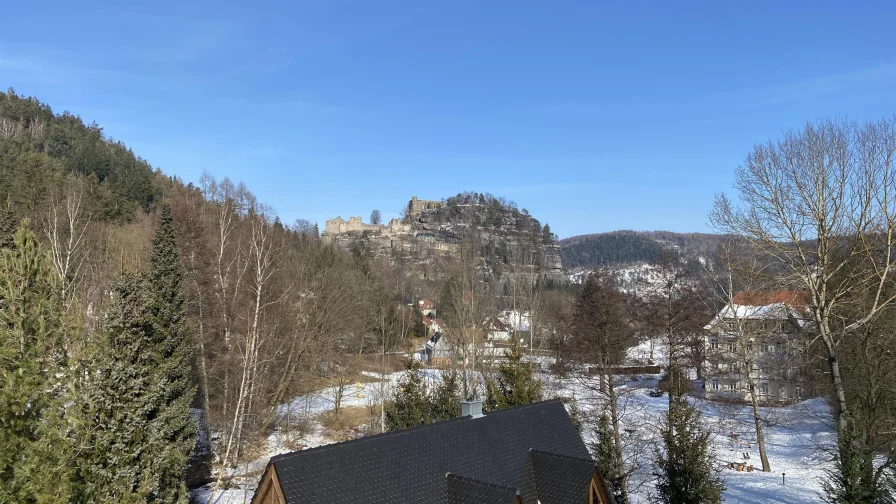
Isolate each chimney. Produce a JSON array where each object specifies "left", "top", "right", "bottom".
[{"left": 461, "top": 399, "right": 484, "bottom": 419}]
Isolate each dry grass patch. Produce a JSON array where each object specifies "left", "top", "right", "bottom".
[
  {"left": 359, "top": 353, "right": 410, "bottom": 374},
  {"left": 318, "top": 406, "right": 372, "bottom": 432}
]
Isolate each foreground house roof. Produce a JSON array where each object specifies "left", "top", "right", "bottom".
[{"left": 252, "top": 400, "right": 613, "bottom": 504}]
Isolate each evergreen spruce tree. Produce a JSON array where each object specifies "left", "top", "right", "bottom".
[
  {"left": 592, "top": 413, "right": 627, "bottom": 504},
  {"left": 71, "top": 205, "right": 196, "bottom": 503},
  {"left": 0, "top": 222, "right": 72, "bottom": 503},
  {"left": 412, "top": 302, "right": 427, "bottom": 339},
  {"left": 145, "top": 204, "right": 197, "bottom": 502},
  {"left": 385, "top": 359, "right": 432, "bottom": 431},
  {"left": 485, "top": 341, "right": 542, "bottom": 411},
  {"left": 430, "top": 369, "right": 461, "bottom": 421},
  {"left": 563, "top": 395, "right": 583, "bottom": 434},
  {"left": 71, "top": 274, "right": 158, "bottom": 502},
  {"left": 654, "top": 391, "right": 725, "bottom": 504}
]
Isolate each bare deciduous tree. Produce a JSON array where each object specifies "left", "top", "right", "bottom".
[
  {"left": 43, "top": 177, "right": 92, "bottom": 308},
  {"left": 711, "top": 117, "right": 896, "bottom": 459}
]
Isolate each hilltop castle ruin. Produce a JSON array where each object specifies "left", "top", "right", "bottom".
[
  {"left": 321, "top": 194, "right": 564, "bottom": 284},
  {"left": 323, "top": 196, "right": 443, "bottom": 237}
]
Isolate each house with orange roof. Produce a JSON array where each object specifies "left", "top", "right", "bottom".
[{"left": 703, "top": 290, "right": 812, "bottom": 403}]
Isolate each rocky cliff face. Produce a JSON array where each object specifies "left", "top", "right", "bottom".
[{"left": 323, "top": 198, "right": 564, "bottom": 285}]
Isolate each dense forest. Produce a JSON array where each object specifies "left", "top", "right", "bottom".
[
  {"left": 559, "top": 230, "right": 730, "bottom": 269},
  {"left": 0, "top": 89, "right": 435, "bottom": 501}
]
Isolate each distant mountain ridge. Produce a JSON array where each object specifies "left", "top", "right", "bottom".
[{"left": 559, "top": 230, "right": 731, "bottom": 270}]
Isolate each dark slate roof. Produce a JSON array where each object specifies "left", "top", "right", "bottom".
[
  {"left": 268, "top": 399, "right": 592, "bottom": 504},
  {"left": 444, "top": 473, "right": 519, "bottom": 504},
  {"left": 529, "top": 450, "right": 595, "bottom": 504}
]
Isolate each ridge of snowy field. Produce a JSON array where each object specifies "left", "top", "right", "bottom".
[{"left": 194, "top": 368, "right": 835, "bottom": 504}]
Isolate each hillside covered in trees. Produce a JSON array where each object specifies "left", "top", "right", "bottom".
[
  {"left": 559, "top": 230, "right": 731, "bottom": 269},
  {"left": 0, "top": 89, "right": 439, "bottom": 500},
  {"left": 0, "top": 89, "right": 572, "bottom": 501}
]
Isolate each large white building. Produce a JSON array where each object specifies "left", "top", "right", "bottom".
[{"left": 703, "top": 291, "right": 811, "bottom": 403}]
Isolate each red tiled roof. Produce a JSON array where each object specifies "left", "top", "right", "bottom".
[
  {"left": 733, "top": 290, "right": 808, "bottom": 308},
  {"left": 418, "top": 299, "right": 435, "bottom": 310}
]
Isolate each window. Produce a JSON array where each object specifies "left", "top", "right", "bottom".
[
  {"left": 711, "top": 380, "right": 719, "bottom": 391},
  {"left": 795, "top": 386, "right": 802, "bottom": 399},
  {"left": 728, "top": 342, "right": 736, "bottom": 352},
  {"left": 760, "top": 383, "right": 769, "bottom": 395},
  {"left": 727, "top": 382, "right": 738, "bottom": 391},
  {"left": 710, "top": 339, "right": 719, "bottom": 351}
]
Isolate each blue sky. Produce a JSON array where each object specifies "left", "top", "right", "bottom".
[{"left": 2, "top": 1, "right": 895, "bottom": 238}]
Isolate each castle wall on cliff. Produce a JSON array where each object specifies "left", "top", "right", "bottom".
[
  {"left": 408, "top": 195, "right": 445, "bottom": 216},
  {"left": 324, "top": 216, "right": 410, "bottom": 236},
  {"left": 321, "top": 195, "right": 564, "bottom": 284}
]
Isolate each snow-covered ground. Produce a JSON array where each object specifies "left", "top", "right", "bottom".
[
  {"left": 193, "top": 366, "right": 835, "bottom": 504},
  {"left": 543, "top": 372, "right": 835, "bottom": 504},
  {"left": 567, "top": 262, "right": 703, "bottom": 299}
]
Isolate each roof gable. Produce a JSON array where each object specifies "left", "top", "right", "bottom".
[
  {"left": 269, "top": 400, "right": 591, "bottom": 504},
  {"left": 528, "top": 450, "right": 595, "bottom": 504}
]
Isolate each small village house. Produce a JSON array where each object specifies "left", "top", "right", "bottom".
[
  {"left": 417, "top": 298, "right": 437, "bottom": 317},
  {"left": 486, "top": 317, "right": 511, "bottom": 342},
  {"left": 423, "top": 316, "right": 446, "bottom": 337}
]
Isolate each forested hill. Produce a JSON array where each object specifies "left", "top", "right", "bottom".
[
  {"left": 0, "top": 89, "right": 436, "bottom": 497},
  {"left": 559, "top": 230, "right": 730, "bottom": 269},
  {"left": 0, "top": 88, "right": 160, "bottom": 223}
]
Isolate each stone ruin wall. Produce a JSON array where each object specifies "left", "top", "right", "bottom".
[
  {"left": 408, "top": 195, "right": 445, "bottom": 216},
  {"left": 323, "top": 216, "right": 412, "bottom": 240},
  {"left": 324, "top": 196, "right": 441, "bottom": 237}
]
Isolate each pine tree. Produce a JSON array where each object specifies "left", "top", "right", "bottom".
[
  {"left": 0, "top": 222, "right": 72, "bottom": 503},
  {"left": 654, "top": 392, "right": 725, "bottom": 504},
  {"left": 485, "top": 341, "right": 542, "bottom": 411},
  {"left": 430, "top": 369, "right": 461, "bottom": 421},
  {"left": 542, "top": 223, "right": 554, "bottom": 244},
  {"left": 385, "top": 359, "right": 432, "bottom": 431},
  {"left": 145, "top": 204, "right": 197, "bottom": 502},
  {"left": 71, "top": 274, "right": 159, "bottom": 502}
]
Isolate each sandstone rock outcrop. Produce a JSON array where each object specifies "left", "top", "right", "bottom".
[{"left": 322, "top": 195, "right": 564, "bottom": 286}]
